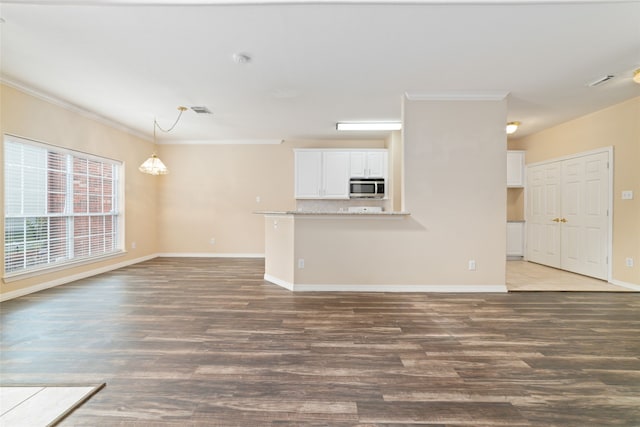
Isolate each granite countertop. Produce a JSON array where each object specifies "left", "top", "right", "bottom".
[{"left": 255, "top": 210, "right": 411, "bottom": 216}]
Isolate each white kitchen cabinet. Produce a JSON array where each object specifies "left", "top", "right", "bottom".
[
  {"left": 294, "top": 150, "right": 350, "bottom": 199},
  {"left": 322, "top": 151, "right": 350, "bottom": 198},
  {"left": 507, "top": 150, "right": 525, "bottom": 187},
  {"left": 350, "top": 150, "right": 387, "bottom": 178},
  {"left": 507, "top": 222, "right": 525, "bottom": 257}
]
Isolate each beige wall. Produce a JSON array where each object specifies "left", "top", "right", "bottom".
[
  {"left": 507, "top": 188, "right": 525, "bottom": 221},
  {"left": 386, "top": 130, "right": 403, "bottom": 212},
  {"left": 401, "top": 97, "right": 507, "bottom": 286},
  {"left": 510, "top": 97, "right": 640, "bottom": 285},
  {"left": 156, "top": 139, "right": 385, "bottom": 255},
  {"left": 265, "top": 97, "right": 508, "bottom": 289},
  {"left": 0, "top": 83, "right": 158, "bottom": 298}
]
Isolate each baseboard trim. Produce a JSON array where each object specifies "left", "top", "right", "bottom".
[
  {"left": 263, "top": 275, "right": 507, "bottom": 293},
  {"left": 157, "top": 253, "right": 265, "bottom": 258},
  {"left": 0, "top": 254, "right": 158, "bottom": 302},
  {"left": 264, "top": 274, "right": 295, "bottom": 291},
  {"left": 609, "top": 279, "right": 640, "bottom": 291}
]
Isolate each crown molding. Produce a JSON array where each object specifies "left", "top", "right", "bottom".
[
  {"left": 0, "top": 0, "right": 632, "bottom": 5},
  {"left": 156, "top": 139, "right": 284, "bottom": 145},
  {"left": 404, "top": 91, "right": 510, "bottom": 101},
  {"left": 1, "top": 76, "right": 151, "bottom": 142}
]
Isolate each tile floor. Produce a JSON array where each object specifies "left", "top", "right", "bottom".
[{"left": 506, "top": 260, "right": 637, "bottom": 292}]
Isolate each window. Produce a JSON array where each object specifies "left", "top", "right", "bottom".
[{"left": 4, "top": 136, "right": 122, "bottom": 275}]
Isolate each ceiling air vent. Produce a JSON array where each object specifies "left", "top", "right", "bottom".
[
  {"left": 191, "top": 106, "right": 212, "bottom": 114},
  {"left": 587, "top": 75, "right": 615, "bottom": 87}
]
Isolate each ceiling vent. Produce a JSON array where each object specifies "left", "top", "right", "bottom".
[
  {"left": 587, "top": 75, "right": 615, "bottom": 87},
  {"left": 190, "top": 106, "right": 212, "bottom": 114}
]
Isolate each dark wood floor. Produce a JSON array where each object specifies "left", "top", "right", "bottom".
[{"left": 1, "top": 258, "right": 639, "bottom": 426}]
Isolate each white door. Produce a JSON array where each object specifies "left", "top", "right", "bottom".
[
  {"left": 527, "top": 161, "right": 562, "bottom": 268},
  {"left": 526, "top": 150, "right": 609, "bottom": 280},
  {"left": 560, "top": 152, "right": 609, "bottom": 279}
]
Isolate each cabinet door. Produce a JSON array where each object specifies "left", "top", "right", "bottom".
[
  {"left": 366, "top": 151, "right": 387, "bottom": 178},
  {"left": 349, "top": 152, "right": 367, "bottom": 177},
  {"left": 506, "top": 222, "right": 524, "bottom": 256},
  {"left": 294, "top": 151, "right": 322, "bottom": 198},
  {"left": 323, "top": 151, "right": 350, "bottom": 199},
  {"left": 507, "top": 151, "right": 525, "bottom": 187}
]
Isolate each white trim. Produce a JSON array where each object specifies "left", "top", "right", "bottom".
[
  {"left": 157, "top": 252, "right": 265, "bottom": 258},
  {"left": 2, "top": 1, "right": 624, "bottom": 5},
  {"left": 526, "top": 146, "right": 614, "bottom": 168},
  {"left": 0, "top": 77, "right": 149, "bottom": 142},
  {"left": 404, "top": 91, "right": 509, "bottom": 101},
  {"left": 156, "top": 139, "right": 284, "bottom": 145},
  {"left": 609, "top": 279, "right": 640, "bottom": 291},
  {"left": 264, "top": 274, "right": 295, "bottom": 291},
  {"left": 263, "top": 275, "right": 508, "bottom": 293},
  {"left": 0, "top": 254, "right": 157, "bottom": 302}
]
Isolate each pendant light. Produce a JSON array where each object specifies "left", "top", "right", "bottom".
[{"left": 139, "top": 106, "right": 187, "bottom": 175}]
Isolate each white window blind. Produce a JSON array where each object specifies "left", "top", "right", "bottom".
[{"left": 4, "top": 136, "right": 122, "bottom": 275}]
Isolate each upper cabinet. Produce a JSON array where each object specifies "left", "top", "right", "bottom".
[
  {"left": 294, "top": 150, "right": 350, "bottom": 199},
  {"left": 294, "top": 149, "right": 388, "bottom": 199},
  {"left": 507, "top": 150, "right": 525, "bottom": 188},
  {"left": 350, "top": 150, "right": 387, "bottom": 178}
]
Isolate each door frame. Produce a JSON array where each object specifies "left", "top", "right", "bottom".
[{"left": 524, "top": 146, "right": 614, "bottom": 282}]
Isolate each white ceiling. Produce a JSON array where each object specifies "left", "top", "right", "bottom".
[{"left": 1, "top": 0, "right": 639, "bottom": 142}]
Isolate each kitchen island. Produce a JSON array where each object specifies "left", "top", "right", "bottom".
[
  {"left": 258, "top": 210, "right": 411, "bottom": 291},
  {"left": 257, "top": 211, "right": 507, "bottom": 293}
]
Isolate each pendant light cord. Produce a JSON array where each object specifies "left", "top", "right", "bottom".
[{"left": 154, "top": 106, "right": 187, "bottom": 136}]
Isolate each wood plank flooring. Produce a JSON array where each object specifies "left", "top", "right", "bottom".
[{"left": 1, "top": 257, "right": 639, "bottom": 426}]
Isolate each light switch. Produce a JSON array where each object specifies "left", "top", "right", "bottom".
[{"left": 622, "top": 190, "right": 633, "bottom": 200}]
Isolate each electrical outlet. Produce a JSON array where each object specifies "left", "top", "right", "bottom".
[
  {"left": 131, "top": 241, "right": 136, "bottom": 249},
  {"left": 468, "top": 260, "right": 476, "bottom": 271},
  {"left": 210, "top": 238, "right": 216, "bottom": 246},
  {"left": 256, "top": 196, "right": 261, "bottom": 203},
  {"left": 622, "top": 191, "right": 633, "bottom": 200},
  {"left": 298, "top": 258, "right": 305, "bottom": 269},
  {"left": 626, "top": 258, "right": 634, "bottom": 267}
]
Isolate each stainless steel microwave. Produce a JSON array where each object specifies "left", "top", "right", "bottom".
[{"left": 349, "top": 178, "right": 385, "bottom": 198}]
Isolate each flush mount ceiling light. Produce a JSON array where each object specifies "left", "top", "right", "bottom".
[
  {"left": 139, "top": 106, "right": 187, "bottom": 176},
  {"left": 634, "top": 69, "right": 640, "bottom": 84},
  {"left": 506, "top": 121, "right": 521, "bottom": 135},
  {"left": 336, "top": 122, "right": 402, "bottom": 131}
]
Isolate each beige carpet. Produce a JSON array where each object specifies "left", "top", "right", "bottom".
[{"left": 0, "top": 384, "right": 105, "bottom": 426}]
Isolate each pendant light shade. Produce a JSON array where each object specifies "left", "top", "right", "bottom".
[
  {"left": 139, "top": 106, "right": 187, "bottom": 176},
  {"left": 139, "top": 154, "right": 168, "bottom": 175}
]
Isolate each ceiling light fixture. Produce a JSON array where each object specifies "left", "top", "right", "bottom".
[
  {"left": 336, "top": 122, "right": 402, "bottom": 131},
  {"left": 506, "top": 121, "right": 521, "bottom": 135},
  {"left": 139, "top": 106, "right": 187, "bottom": 176},
  {"left": 634, "top": 69, "right": 640, "bottom": 84}
]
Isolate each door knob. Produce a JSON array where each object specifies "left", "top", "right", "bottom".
[
  {"left": 560, "top": 218, "right": 568, "bottom": 223},
  {"left": 552, "top": 218, "right": 561, "bottom": 222}
]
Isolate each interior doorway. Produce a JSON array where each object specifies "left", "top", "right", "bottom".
[{"left": 525, "top": 148, "right": 612, "bottom": 281}]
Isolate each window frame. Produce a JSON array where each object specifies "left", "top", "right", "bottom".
[{"left": 3, "top": 134, "right": 125, "bottom": 280}]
